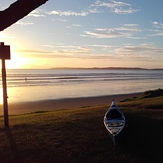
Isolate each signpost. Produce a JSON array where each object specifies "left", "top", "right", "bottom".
[{"left": 0, "top": 42, "right": 10, "bottom": 127}]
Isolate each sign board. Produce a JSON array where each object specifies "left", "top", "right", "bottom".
[{"left": 0, "top": 42, "right": 10, "bottom": 60}]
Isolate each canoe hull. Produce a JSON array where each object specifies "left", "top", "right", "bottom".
[{"left": 104, "top": 101, "right": 125, "bottom": 146}]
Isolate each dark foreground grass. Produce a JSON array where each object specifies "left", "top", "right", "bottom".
[{"left": 0, "top": 96, "right": 163, "bottom": 163}]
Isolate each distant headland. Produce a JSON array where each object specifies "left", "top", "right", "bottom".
[{"left": 50, "top": 67, "right": 163, "bottom": 70}]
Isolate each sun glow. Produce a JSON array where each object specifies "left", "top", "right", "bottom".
[
  {"left": 3, "top": 46, "right": 35, "bottom": 69},
  {"left": 0, "top": 31, "right": 32, "bottom": 69},
  {"left": 5, "top": 51, "right": 31, "bottom": 69}
]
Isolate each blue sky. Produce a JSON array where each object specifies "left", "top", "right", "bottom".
[{"left": 0, "top": 0, "right": 163, "bottom": 68}]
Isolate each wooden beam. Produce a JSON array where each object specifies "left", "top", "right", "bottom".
[{"left": 0, "top": 0, "right": 48, "bottom": 31}]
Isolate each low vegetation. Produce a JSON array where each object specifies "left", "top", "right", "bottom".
[
  {"left": 0, "top": 89, "right": 163, "bottom": 163},
  {"left": 120, "top": 88, "right": 163, "bottom": 110}
]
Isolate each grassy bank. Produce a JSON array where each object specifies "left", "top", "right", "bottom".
[{"left": 0, "top": 91, "right": 163, "bottom": 162}]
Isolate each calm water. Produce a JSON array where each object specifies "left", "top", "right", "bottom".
[{"left": 0, "top": 69, "right": 162, "bottom": 103}]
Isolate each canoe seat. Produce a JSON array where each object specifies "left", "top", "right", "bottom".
[{"left": 106, "top": 109, "right": 122, "bottom": 119}]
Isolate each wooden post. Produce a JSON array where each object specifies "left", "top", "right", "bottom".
[
  {"left": 1, "top": 59, "right": 9, "bottom": 127},
  {"left": 0, "top": 42, "right": 10, "bottom": 127}
]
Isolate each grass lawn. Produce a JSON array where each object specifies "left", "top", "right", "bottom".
[{"left": 0, "top": 91, "right": 163, "bottom": 163}]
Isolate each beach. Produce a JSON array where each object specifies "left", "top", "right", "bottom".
[{"left": 0, "top": 92, "right": 141, "bottom": 115}]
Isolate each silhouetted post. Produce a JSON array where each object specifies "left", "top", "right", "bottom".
[{"left": 0, "top": 42, "right": 10, "bottom": 127}]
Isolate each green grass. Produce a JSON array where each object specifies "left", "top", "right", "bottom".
[{"left": 0, "top": 92, "right": 163, "bottom": 162}]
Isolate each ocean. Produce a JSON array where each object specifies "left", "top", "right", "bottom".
[{"left": 0, "top": 68, "right": 163, "bottom": 104}]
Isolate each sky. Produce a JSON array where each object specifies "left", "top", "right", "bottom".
[{"left": 0, "top": 0, "right": 163, "bottom": 69}]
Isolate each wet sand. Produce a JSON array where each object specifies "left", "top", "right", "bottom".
[{"left": 0, "top": 92, "right": 141, "bottom": 115}]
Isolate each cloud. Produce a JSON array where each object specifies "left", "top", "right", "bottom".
[
  {"left": 72, "top": 24, "right": 82, "bottom": 27},
  {"left": 18, "top": 45, "right": 115, "bottom": 60},
  {"left": 28, "top": 9, "right": 46, "bottom": 17},
  {"left": 15, "top": 43, "right": 163, "bottom": 64},
  {"left": 89, "top": 0, "right": 139, "bottom": 14},
  {"left": 16, "top": 21, "right": 34, "bottom": 26},
  {"left": 90, "top": 0, "right": 130, "bottom": 9},
  {"left": 113, "top": 7, "right": 138, "bottom": 14},
  {"left": 57, "top": 19, "right": 67, "bottom": 22},
  {"left": 56, "top": 44, "right": 163, "bottom": 61},
  {"left": 82, "top": 24, "right": 142, "bottom": 38},
  {"left": 88, "top": 44, "right": 113, "bottom": 48},
  {"left": 148, "top": 21, "right": 163, "bottom": 36},
  {"left": 113, "top": 44, "right": 163, "bottom": 60},
  {"left": 47, "top": 0, "right": 139, "bottom": 19},
  {"left": 43, "top": 44, "right": 113, "bottom": 53},
  {"left": 16, "top": 46, "right": 91, "bottom": 58},
  {"left": 149, "top": 32, "right": 163, "bottom": 37},
  {"left": 127, "top": 36, "right": 147, "bottom": 40},
  {"left": 152, "top": 21, "right": 163, "bottom": 28},
  {"left": 82, "top": 28, "right": 126, "bottom": 38},
  {"left": 117, "top": 44, "right": 159, "bottom": 53},
  {"left": 87, "top": 44, "right": 115, "bottom": 53},
  {"left": 16, "top": 49, "right": 52, "bottom": 55},
  {"left": 115, "top": 24, "right": 142, "bottom": 32},
  {"left": 49, "top": 10, "right": 88, "bottom": 17}
]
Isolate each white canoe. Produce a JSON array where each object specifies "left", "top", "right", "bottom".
[{"left": 104, "top": 100, "right": 125, "bottom": 146}]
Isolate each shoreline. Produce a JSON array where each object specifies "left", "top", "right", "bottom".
[{"left": 0, "top": 92, "right": 142, "bottom": 115}]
